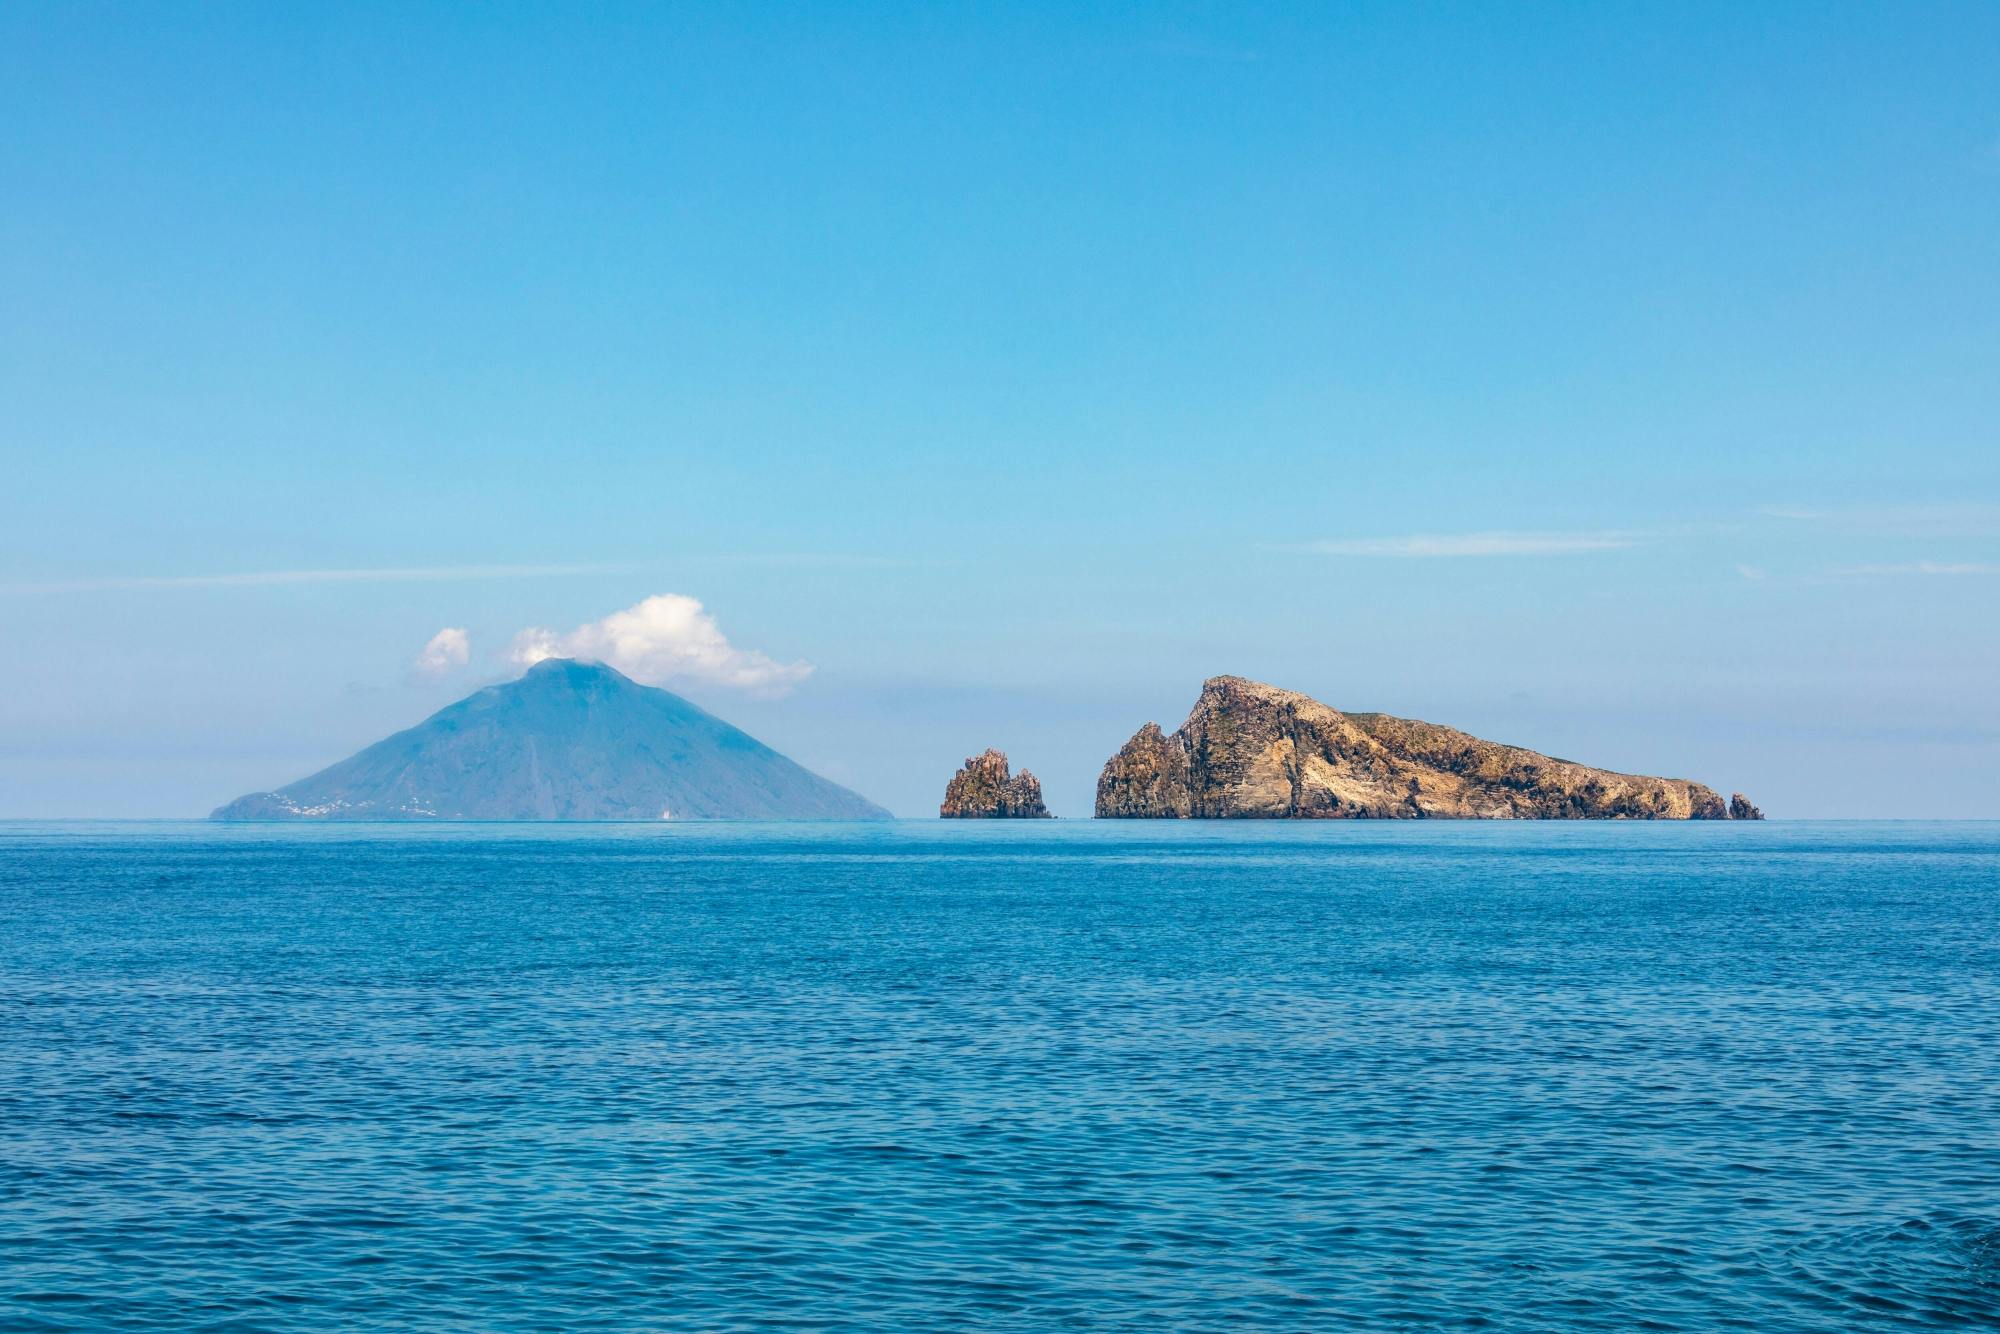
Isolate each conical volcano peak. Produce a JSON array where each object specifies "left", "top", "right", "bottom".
[
  {"left": 516, "top": 660, "right": 632, "bottom": 700},
  {"left": 518, "top": 656, "right": 628, "bottom": 685},
  {"left": 213, "top": 664, "right": 888, "bottom": 821}
]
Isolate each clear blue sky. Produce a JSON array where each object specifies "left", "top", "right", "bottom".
[{"left": 3, "top": 2, "right": 1996, "bottom": 817}]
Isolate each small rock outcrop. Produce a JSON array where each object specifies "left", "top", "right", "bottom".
[
  {"left": 941, "top": 749, "right": 1052, "bottom": 818},
  {"left": 1096, "top": 676, "right": 1757, "bottom": 821},
  {"left": 1729, "top": 793, "right": 1764, "bottom": 820}
]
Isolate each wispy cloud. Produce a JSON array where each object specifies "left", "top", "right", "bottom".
[
  {"left": 0, "top": 554, "right": 935, "bottom": 597},
  {"left": 1280, "top": 530, "right": 1642, "bottom": 558},
  {"left": 0, "top": 563, "right": 627, "bottom": 595},
  {"left": 508, "top": 593, "right": 811, "bottom": 695},
  {"left": 1830, "top": 561, "right": 2000, "bottom": 577}
]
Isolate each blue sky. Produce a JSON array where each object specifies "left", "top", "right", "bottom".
[{"left": 3, "top": 2, "right": 1996, "bottom": 817}]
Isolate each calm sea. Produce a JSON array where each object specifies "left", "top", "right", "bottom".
[{"left": 2, "top": 820, "right": 1996, "bottom": 1331}]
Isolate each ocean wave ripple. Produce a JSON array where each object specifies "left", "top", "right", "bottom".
[{"left": 2, "top": 820, "right": 1998, "bottom": 1331}]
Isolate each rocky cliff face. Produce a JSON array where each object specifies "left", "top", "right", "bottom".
[
  {"left": 1096, "top": 677, "right": 1756, "bottom": 820},
  {"left": 941, "top": 749, "right": 1052, "bottom": 818}
]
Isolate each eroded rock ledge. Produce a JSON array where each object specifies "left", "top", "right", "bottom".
[
  {"left": 941, "top": 749, "right": 1052, "bottom": 818},
  {"left": 1095, "top": 676, "right": 1761, "bottom": 820}
]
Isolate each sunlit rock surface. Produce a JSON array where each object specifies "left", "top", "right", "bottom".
[
  {"left": 940, "top": 749, "right": 1051, "bottom": 818},
  {"left": 1097, "top": 676, "right": 1752, "bottom": 820}
]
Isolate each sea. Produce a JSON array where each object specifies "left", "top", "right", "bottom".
[{"left": 2, "top": 819, "right": 1996, "bottom": 1331}]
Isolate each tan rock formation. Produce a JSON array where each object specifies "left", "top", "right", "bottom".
[
  {"left": 941, "top": 749, "right": 1052, "bottom": 818},
  {"left": 1096, "top": 677, "right": 1753, "bottom": 820}
]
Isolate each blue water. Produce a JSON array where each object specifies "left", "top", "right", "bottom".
[{"left": 2, "top": 821, "right": 1997, "bottom": 1331}]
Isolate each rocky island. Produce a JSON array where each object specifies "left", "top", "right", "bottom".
[
  {"left": 940, "top": 749, "right": 1052, "bottom": 818},
  {"left": 1096, "top": 676, "right": 1761, "bottom": 820}
]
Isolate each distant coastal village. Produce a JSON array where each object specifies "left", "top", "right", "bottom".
[{"left": 214, "top": 659, "right": 1759, "bottom": 823}]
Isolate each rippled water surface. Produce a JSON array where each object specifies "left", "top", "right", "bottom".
[{"left": 2, "top": 820, "right": 1997, "bottom": 1331}]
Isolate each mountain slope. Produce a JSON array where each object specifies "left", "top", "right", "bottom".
[
  {"left": 212, "top": 659, "right": 891, "bottom": 820},
  {"left": 1096, "top": 676, "right": 1757, "bottom": 819}
]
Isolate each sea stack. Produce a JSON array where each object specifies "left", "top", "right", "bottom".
[
  {"left": 940, "top": 749, "right": 1052, "bottom": 818},
  {"left": 1096, "top": 676, "right": 1755, "bottom": 820}
]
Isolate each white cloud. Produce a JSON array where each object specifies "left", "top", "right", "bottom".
[
  {"left": 1737, "top": 564, "right": 1768, "bottom": 581},
  {"left": 1283, "top": 531, "right": 1641, "bottom": 558},
  {"left": 412, "top": 627, "right": 471, "bottom": 677},
  {"left": 507, "top": 594, "right": 812, "bottom": 695}
]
